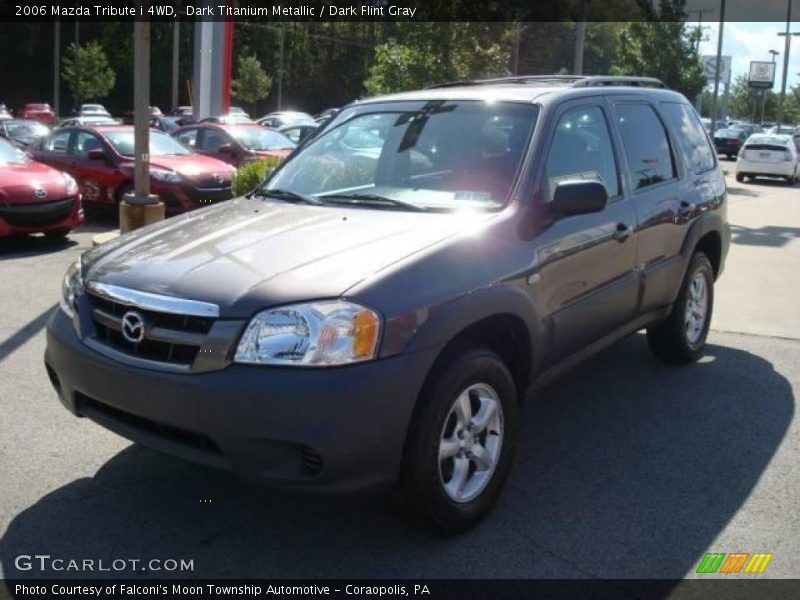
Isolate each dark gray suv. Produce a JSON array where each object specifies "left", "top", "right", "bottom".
[{"left": 45, "top": 75, "right": 730, "bottom": 534}]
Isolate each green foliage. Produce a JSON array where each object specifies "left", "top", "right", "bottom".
[
  {"left": 363, "top": 23, "right": 511, "bottom": 95},
  {"left": 231, "top": 55, "right": 272, "bottom": 110},
  {"left": 61, "top": 41, "right": 116, "bottom": 103},
  {"left": 232, "top": 157, "right": 284, "bottom": 197},
  {"left": 610, "top": 0, "right": 706, "bottom": 99}
]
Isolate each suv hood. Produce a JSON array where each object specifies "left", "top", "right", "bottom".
[{"left": 82, "top": 197, "right": 493, "bottom": 317}]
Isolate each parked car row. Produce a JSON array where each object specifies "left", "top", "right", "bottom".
[{"left": 0, "top": 101, "right": 331, "bottom": 239}]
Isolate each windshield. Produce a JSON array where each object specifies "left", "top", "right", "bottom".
[
  {"left": 230, "top": 127, "right": 295, "bottom": 151},
  {"left": 267, "top": 100, "right": 538, "bottom": 211},
  {"left": 104, "top": 130, "right": 192, "bottom": 156},
  {"left": 0, "top": 138, "right": 29, "bottom": 163}
]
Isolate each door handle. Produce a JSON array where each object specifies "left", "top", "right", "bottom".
[{"left": 613, "top": 222, "right": 632, "bottom": 242}]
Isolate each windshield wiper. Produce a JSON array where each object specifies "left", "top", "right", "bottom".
[
  {"left": 251, "top": 187, "right": 324, "bottom": 206},
  {"left": 318, "top": 192, "right": 427, "bottom": 212}
]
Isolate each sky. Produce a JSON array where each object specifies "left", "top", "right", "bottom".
[{"left": 698, "top": 21, "right": 800, "bottom": 90}]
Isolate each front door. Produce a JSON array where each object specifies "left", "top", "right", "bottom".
[{"left": 531, "top": 101, "right": 639, "bottom": 364}]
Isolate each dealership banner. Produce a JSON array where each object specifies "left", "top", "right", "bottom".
[
  {"left": 2, "top": 0, "right": 800, "bottom": 22},
  {"left": 3, "top": 580, "right": 800, "bottom": 600}
]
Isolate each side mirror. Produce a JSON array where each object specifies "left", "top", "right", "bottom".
[
  {"left": 218, "top": 143, "right": 235, "bottom": 155},
  {"left": 87, "top": 149, "right": 107, "bottom": 161},
  {"left": 550, "top": 180, "right": 608, "bottom": 216}
]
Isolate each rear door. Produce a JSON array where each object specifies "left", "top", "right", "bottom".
[
  {"left": 533, "top": 100, "right": 640, "bottom": 362},
  {"left": 617, "top": 100, "right": 715, "bottom": 313}
]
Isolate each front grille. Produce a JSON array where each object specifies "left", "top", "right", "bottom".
[
  {"left": 87, "top": 291, "right": 214, "bottom": 367},
  {"left": 183, "top": 185, "right": 233, "bottom": 205},
  {"left": 0, "top": 198, "right": 74, "bottom": 227}
]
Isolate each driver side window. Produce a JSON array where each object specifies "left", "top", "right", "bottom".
[{"left": 545, "top": 106, "right": 619, "bottom": 201}]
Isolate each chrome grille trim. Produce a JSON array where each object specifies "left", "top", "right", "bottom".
[
  {"left": 92, "top": 308, "right": 207, "bottom": 347},
  {"left": 86, "top": 281, "right": 220, "bottom": 318}
]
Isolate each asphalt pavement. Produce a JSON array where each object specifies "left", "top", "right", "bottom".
[{"left": 0, "top": 172, "right": 798, "bottom": 583}]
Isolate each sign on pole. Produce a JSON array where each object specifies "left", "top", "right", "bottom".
[
  {"left": 748, "top": 61, "right": 776, "bottom": 89},
  {"left": 702, "top": 55, "right": 732, "bottom": 85}
]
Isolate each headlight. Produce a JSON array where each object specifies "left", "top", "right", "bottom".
[
  {"left": 62, "top": 172, "right": 78, "bottom": 195},
  {"left": 60, "top": 259, "right": 82, "bottom": 318},
  {"left": 234, "top": 301, "right": 381, "bottom": 366},
  {"left": 150, "top": 168, "right": 182, "bottom": 183}
]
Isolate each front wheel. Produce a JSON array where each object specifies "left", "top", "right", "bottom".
[
  {"left": 399, "top": 347, "right": 519, "bottom": 535},
  {"left": 735, "top": 173, "right": 744, "bottom": 182},
  {"left": 647, "top": 252, "right": 714, "bottom": 364}
]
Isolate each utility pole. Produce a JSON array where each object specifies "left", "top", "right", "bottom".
[
  {"left": 53, "top": 21, "right": 60, "bottom": 117},
  {"left": 573, "top": 0, "right": 588, "bottom": 75},
  {"left": 172, "top": 1, "right": 180, "bottom": 110},
  {"left": 513, "top": 25, "right": 521, "bottom": 76},
  {"left": 710, "top": 0, "right": 725, "bottom": 133},
  {"left": 277, "top": 22, "right": 284, "bottom": 110},
  {"left": 776, "top": 0, "right": 800, "bottom": 127}
]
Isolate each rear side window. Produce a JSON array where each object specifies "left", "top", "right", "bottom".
[
  {"left": 545, "top": 105, "right": 619, "bottom": 199},
  {"left": 660, "top": 103, "right": 716, "bottom": 174},
  {"left": 615, "top": 104, "right": 676, "bottom": 190}
]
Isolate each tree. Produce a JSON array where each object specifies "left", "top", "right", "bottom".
[
  {"left": 61, "top": 41, "right": 116, "bottom": 105},
  {"left": 231, "top": 55, "right": 272, "bottom": 113},
  {"left": 364, "top": 23, "right": 511, "bottom": 96},
  {"left": 727, "top": 75, "right": 761, "bottom": 120},
  {"left": 610, "top": 0, "right": 706, "bottom": 99}
]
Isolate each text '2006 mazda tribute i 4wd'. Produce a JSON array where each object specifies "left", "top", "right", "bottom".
[{"left": 46, "top": 75, "right": 730, "bottom": 534}]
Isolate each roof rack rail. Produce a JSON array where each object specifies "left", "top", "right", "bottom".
[{"left": 426, "top": 75, "right": 666, "bottom": 90}]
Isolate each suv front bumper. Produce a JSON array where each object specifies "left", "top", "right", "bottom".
[{"left": 45, "top": 308, "right": 440, "bottom": 493}]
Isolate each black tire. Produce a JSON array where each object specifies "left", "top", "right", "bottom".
[
  {"left": 647, "top": 252, "right": 714, "bottom": 364},
  {"left": 399, "top": 346, "right": 519, "bottom": 536},
  {"left": 43, "top": 228, "right": 70, "bottom": 239},
  {"left": 735, "top": 173, "right": 744, "bottom": 182}
]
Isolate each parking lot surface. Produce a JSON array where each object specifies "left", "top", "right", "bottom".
[{"left": 0, "top": 172, "right": 798, "bottom": 581}]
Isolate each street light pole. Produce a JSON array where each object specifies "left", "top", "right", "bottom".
[
  {"left": 764, "top": 49, "right": 780, "bottom": 124},
  {"left": 172, "top": 1, "right": 180, "bottom": 111},
  {"left": 710, "top": 0, "right": 725, "bottom": 133},
  {"left": 120, "top": 2, "right": 165, "bottom": 234},
  {"left": 777, "top": 30, "right": 800, "bottom": 126}
]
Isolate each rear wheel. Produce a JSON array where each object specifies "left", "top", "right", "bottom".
[
  {"left": 647, "top": 252, "right": 714, "bottom": 364},
  {"left": 399, "top": 347, "right": 519, "bottom": 535}
]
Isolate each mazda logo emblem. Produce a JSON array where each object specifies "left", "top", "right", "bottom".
[
  {"left": 121, "top": 311, "right": 146, "bottom": 344},
  {"left": 213, "top": 174, "right": 223, "bottom": 184},
  {"left": 34, "top": 188, "right": 47, "bottom": 199}
]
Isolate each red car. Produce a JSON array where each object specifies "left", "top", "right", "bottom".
[
  {"left": 0, "top": 137, "right": 83, "bottom": 238},
  {"left": 18, "top": 103, "right": 56, "bottom": 125},
  {"left": 173, "top": 123, "right": 295, "bottom": 168},
  {"left": 31, "top": 125, "right": 236, "bottom": 213}
]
